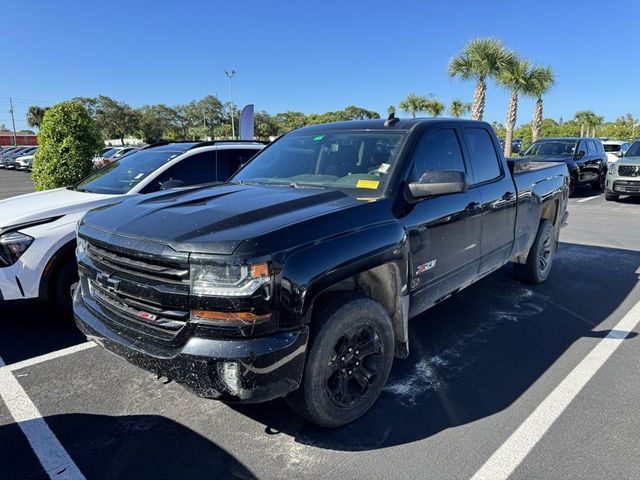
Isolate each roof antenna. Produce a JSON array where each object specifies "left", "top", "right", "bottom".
[{"left": 384, "top": 112, "right": 399, "bottom": 127}]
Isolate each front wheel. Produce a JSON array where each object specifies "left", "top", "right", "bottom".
[
  {"left": 568, "top": 174, "right": 577, "bottom": 197},
  {"left": 513, "top": 220, "right": 556, "bottom": 284},
  {"left": 52, "top": 260, "right": 79, "bottom": 319},
  {"left": 286, "top": 294, "right": 394, "bottom": 428},
  {"left": 591, "top": 172, "right": 605, "bottom": 191},
  {"left": 605, "top": 192, "right": 619, "bottom": 201}
]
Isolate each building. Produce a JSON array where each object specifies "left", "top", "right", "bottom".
[{"left": 0, "top": 132, "right": 38, "bottom": 147}]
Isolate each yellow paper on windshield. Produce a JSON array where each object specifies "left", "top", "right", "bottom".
[{"left": 356, "top": 179, "right": 379, "bottom": 189}]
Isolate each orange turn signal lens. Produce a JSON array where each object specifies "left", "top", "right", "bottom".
[
  {"left": 191, "top": 310, "right": 272, "bottom": 323},
  {"left": 250, "top": 263, "right": 270, "bottom": 278}
]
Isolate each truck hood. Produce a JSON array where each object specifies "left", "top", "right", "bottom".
[
  {"left": 81, "top": 183, "right": 363, "bottom": 255},
  {"left": 0, "top": 187, "right": 119, "bottom": 229}
]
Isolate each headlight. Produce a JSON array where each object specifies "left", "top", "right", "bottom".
[
  {"left": 0, "top": 231, "right": 34, "bottom": 266},
  {"left": 190, "top": 261, "right": 270, "bottom": 297},
  {"left": 607, "top": 163, "right": 616, "bottom": 175}
]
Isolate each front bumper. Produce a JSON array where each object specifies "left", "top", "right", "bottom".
[
  {"left": 74, "top": 290, "right": 309, "bottom": 403},
  {"left": 606, "top": 177, "right": 640, "bottom": 196}
]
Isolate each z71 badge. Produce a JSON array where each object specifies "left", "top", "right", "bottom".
[{"left": 416, "top": 260, "right": 436, "bottom": 275}]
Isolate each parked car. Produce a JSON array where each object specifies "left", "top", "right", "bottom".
[
  {"left": 602, "top": 140, "right": 631, "bottom": 163},
  {"left": 521, "top": 137, "right": 607, "bottom": 196},
  {"left": 74, "top": 118, "right": 569, "bottom": 427},
  {"left": 1, "top": 146, "right": 38, "bottom": 169},
  {"left": 605, "top": 140, "right": 640, "bottom": 201},
  {"left": 94, "top": 146, "right": 142, "bottom": 168},
  {"left": 15, "top": 151, "right": 38, "bottom": 171},
  {"left": 0, "top": 141, "right": 264, "bottom": 316}
]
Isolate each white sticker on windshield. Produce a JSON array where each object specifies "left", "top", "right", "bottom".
[
  {"left": 134, "top": 173, "right": 144, "bottom": 180},
  {"left": 378, "top": 163, "right": 390, "bottom": 173}
]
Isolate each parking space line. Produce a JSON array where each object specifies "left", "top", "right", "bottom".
[
  {"left": 577, "top": 195, "right": 601, "bottom": 203},
  {"left": 0, "top": 355, "right": 86, "bottom": 479},
  {"left": 2, "top": 342, "right": 96, "bottom": 372},
  {"left": 470, "top": 299, "right": 640, "bottom": 480}
]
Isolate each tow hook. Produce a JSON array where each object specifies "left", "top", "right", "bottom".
[{"left": 155, "top": 374, "right": 173, "bottom": 384}]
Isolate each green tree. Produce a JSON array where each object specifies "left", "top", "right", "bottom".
[
  {"left": 342, "top": 105, "right": 380, "bottom": 120},
  {"left": 95, "top": 96, "right": 140, "bottom": 145},
  {"left": 387, "top": 105, "right": 396, "bottom": 116},
  {"left": 399, "top": 93, "right": 429, "bottom": 118},
  {"left": 0, "top": 124, "right": 10, "bottom": 132},
  {"left": 254, "top": 111, "right": 279, "bottom": 140},
  {"left": 18, "top": 129, "right": 36, "bottom": 134},
  {"left": 70, "top": 97, "right": 99, "bottom": 118},
  {"left": 448, "top": 99, "right": 471, "bottom": 118},
  {"left": 32, "top": 101, "right": 102, "bottom": 191},
  {"left": 425, "top": 99, "right": 445, "bottom": 117},
  {"left": 183, "top": 95, "right": 225, "bottom": 139},
  {"left": 26, "top": 106, "right": 49, "bottom": 129},
  {"left": 529, "top": 65, "right": 555, "bottom": 143},
  {"left": 448, "top": 37, "right": 514, "bottom": 120},
  {"left": 137, "top": 104, "right": 178, "bottom": 143},
  {"left": 497, "top": 57, "right": 536, "bottom": 156},
  {"left": 274, "top": 111, "right": 307, "bottom": 134},
  {"left": 574, "top": 111, "right": 592, "bottom": 137}
]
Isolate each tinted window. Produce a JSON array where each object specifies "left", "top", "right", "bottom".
[
  {"left": 464, "top": 127, "right": 502, "bottom": 183},
  {"left": 217, "top": 148, "right": 260, "bottom": 180},
  {"left": 604, "top": 144, "right": 621, "bottom": 153},
  {"left": 150, "top": 151, "right": 217, "bottom": 190},
  {"left": 625, "top": 141, "right": 640, "bottom": 157},
  {"left": 586, "top": 140, "right": 597, "bottom": 154},
  {"left": 409, "top": 128, "right": 466, "bottom": 182}
]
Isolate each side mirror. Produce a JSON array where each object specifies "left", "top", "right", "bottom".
[
  {"left": 616, "top": 150, "right": 624, "bottom": 158},
  {"left": 575, "top": 150, "right": 586, "bottom": 159},
  {"left": 407, "top": 170, "right": 468, "bottom": 200},
  {"left": 159, "top": 179, "right": 187, "bottom": 190}
]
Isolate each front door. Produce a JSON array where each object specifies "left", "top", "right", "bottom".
[{"left": 404, "top": 125, "right": 483, "bottom": 317}]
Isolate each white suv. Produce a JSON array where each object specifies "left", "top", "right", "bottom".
[
  {"left": 0, "top": 141, "right": 264, "bottom": 315},
  {"left": 602, "top": 140, "right": 631, "bottom": 163},
  {"left": 605, "top": 140, "right": 640, "bottom": 201}
]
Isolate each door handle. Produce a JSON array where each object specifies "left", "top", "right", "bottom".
[
  {"left": 502, "top": 191, "right": 515, "bottom": 201},
  {"left": 465, "top": 202, "right": 482, "bottom": 215}
]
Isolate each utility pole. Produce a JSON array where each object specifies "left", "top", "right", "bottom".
[
  {"left": 9, "top": 97, "right": 17, "bottom": 146},
  {"left": 225, "top": 70, "right": 237, "bottom": 139}
]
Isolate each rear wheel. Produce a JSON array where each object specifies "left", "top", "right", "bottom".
[
  {"left": 513, "top": 220, "right": 556, "bottom": 284},
  {"left": 286, "top": 294, "right": 394, "bottom": 428},
  {"left": 605, "top": 192, "right": 619, "bottom": 201},
  {"left": 591, "top": 172, "right": 605, "bottom": 191}
]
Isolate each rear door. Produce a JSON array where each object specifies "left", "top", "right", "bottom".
[
  {"left": 404, "top": 124, "right": 483, "bottom": 316},
  {"left": 461, "top": 126, "right": 517, "bottom": 275}
]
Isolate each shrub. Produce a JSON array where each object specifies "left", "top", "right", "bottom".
[{"left": 32, "top": 101, "right": 103, "bottom": 191}]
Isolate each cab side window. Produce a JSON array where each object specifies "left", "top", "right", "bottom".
[
  {"left": 464, "top": 127, "right": 502, "bottom": 183},
  {"left": 146, "top": 152, "right": 216, "bottom": 191},
  {"left": 586, "top": 140, "right": 597, "bottom": 154},
  {"left": 409, "top": 128, "right": 466, "bottom": 182}
]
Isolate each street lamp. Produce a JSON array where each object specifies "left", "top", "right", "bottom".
[{"left": 225, "top": 69, "right": 237, "bottom": 139}]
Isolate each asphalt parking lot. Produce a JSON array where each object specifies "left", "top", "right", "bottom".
[{"left": 1, "top": 169, "right": 640, "bottom": 480}]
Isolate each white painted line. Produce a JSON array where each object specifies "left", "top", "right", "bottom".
[
  {"left": 0, "top": 355, "right": 86, "bottom": 479},
  {"left": 2, "top": 342, "right": 96, "bottom": 372},
  {"left": 577, "top": 195, "right": 600, "bottom": 203},
  {"left": 470, "top": 299, "right": 640, "bottom": 480}
]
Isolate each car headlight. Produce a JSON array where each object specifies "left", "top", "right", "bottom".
[
  {"left": 190, "top": 261, "right": 270, "bottom": 297},
  {"left": 0, "top": 231, "right": 34, "bottom": 266},
  {"left": 76, "top": 236, "right": 89, "bottom": 256},
  {"left": 607, "top": 163, "right": 616, "bottom": 175}
]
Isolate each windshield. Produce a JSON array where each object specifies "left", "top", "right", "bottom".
[
  {"left": 625, "top": 141, "right": 640, "bottom": 157},
  {"left": 231, "top": 130, "right": 405, "bottom": 196},
  {"left": 524, "top": 140, "right": 577, "bottom": 156},
  {"left": 75, "top": 149, "right": 183, "bottom": 194},
  {"left": 603, "top": 144, "right": 621, "bottom": 153}
]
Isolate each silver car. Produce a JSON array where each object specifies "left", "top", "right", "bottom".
[{"left": 605, "top": 140, "right": 640, "bottom": 201}]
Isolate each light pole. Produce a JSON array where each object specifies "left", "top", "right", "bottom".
[{"left": 225, "top": 70, "right": 237, "bottom": 139}]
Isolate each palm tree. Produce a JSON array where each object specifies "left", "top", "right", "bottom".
[
  {"left": 496, "top": 57, "right": 536, "bottom": 157},
  {"left": 26, "top": 106, "right": 48, "bottom": 129},
  {"left": 425, "top": 100, "right": 445, "bottom": 117},
  {"left": 448, "top": 99, "right": 472, "bottom": 118},
  {"left": 399, "top": 93, "right": 429, "bottom": 118},
  {"left": 448, "top": 38, "right": 514, "bottom": 120},
  {"left": 529, "top": 66, "right": 555, "bottom": 143},
  {"left": 587, "top": 113, "right": 604, "bottom": 137},
  {"left": 387, "top": 105, "right": 396, "bottom": 116},
  {"left": 574, "top": 111, "right": 593, "bottom": 137}
]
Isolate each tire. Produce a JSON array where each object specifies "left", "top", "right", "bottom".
[
  {"left": 605, "top": 192, "right": 619, "bottom": 201},
  {"left": 590, "top": 172, "right": 605, "bottom": 191},
  {"left": 52, "top": 259, "right": 79, "bottom": 319},
  {"left": 286, "top": 293, "right": 395, "bottom": 428},
  {"left": 513, "top": 220, "right": 556, "bottom": 284},
  {"left": 568, "top": 173, "right": 577, "bottom": 197}
]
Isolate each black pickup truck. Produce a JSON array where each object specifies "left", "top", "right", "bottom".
[{"left": 74, "top": 118, "right": 569, "bottom": 427}]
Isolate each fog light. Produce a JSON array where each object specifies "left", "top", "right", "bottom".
[{"left": 218, "top": 361, "right": 241, "bottom": 395}]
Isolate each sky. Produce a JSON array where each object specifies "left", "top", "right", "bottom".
[{"left": 2, "top": 0, "right": 639, "bottom": 132}]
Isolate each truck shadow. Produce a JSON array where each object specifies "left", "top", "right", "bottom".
[
  {"left": 234, "top": 242, "right": 640, "bottom": 451},
  {"left": 0, "top": 413, "right": 256, "bottom": 480}
]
